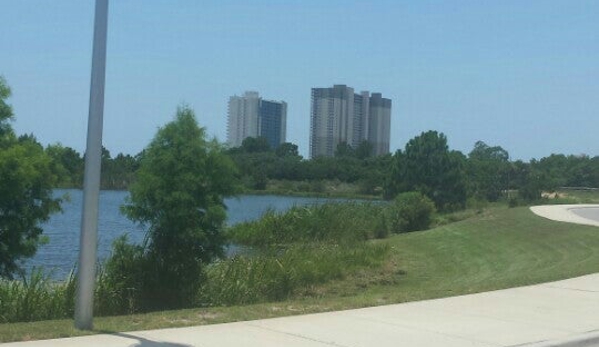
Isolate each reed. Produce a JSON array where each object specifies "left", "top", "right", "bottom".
[
  {"left": 228, "top": 202, "right": 388, "bottom": 246},
  {"left": 0, "top": 269, "right": 75, "bottom": 323},
  {"left": 200, "top": 243, "right": 389, "bottom": 306}
]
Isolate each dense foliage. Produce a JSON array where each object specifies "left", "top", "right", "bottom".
[
  {"left": 106, "top": 106, "right": 239, "bottom": 310},
  {"left": 387, "top": 192, "right": 436, "bottom": 233},
  {"left": 467, "top": 141, "right": 510, "bottom": 202},
  {"left": 0, "top": 77, "right": 61, "bottom": 279},
  {"left": 25, "top": 128, "right": 599, "bottom": 206},
  {"left": 385, "top": 131, "right": 468, "bottom": 211},
  {"left": 226, "top": 137, "right": 392, "bottom": 194}
]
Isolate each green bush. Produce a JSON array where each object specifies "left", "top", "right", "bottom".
[
  {"left": 373, "top": 213, "right": 390, "bottom": 239},
  {"left": 95, "top": 235, "right": 146, "bottom": 315},
  {"left": 387, "top": 191, "right": 436, "bottom": 233}
]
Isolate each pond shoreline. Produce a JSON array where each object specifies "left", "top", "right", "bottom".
[{"left": 27, "top": 190, "right": 366, "bottom": 280}]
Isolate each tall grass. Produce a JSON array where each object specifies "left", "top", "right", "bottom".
[
  {"left": 201, "top": 243, "right": 389, "bottom": 306},
  {"left": 0, "top": 269, "right": 75, "bottom": 323},
  {"left": 228, "top": 202, "right": 389, "bottom": 246},
  {"left": 214, "top": 202, "right": 392, "bottom": 306}
]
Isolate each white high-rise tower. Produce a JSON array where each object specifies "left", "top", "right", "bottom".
[{"left": 310, "top": 85, "right": 391, "bottom": 158}]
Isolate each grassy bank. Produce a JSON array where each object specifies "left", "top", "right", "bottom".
[
  {"left": 3, "top": 206, "right": 599, "bottom": 342},
  {"left": 1, "top": 203, "right": 391, "bottom": 325}
]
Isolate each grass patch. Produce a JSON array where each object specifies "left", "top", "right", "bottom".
[
  {"left": 3, "top": 206, "right": 599, "bottom": 342},
  {"left": 556, "top": 189, "right": 599, "bottom": 204}
]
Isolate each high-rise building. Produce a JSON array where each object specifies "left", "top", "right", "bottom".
[
  {"left": 227, "top": 91, "right": 287, "bottom": 149},
  {"left": 368, "top": 93, "right": 392, "bottom": 156},
  {"left": 310, "top": 85, "right": 391, "bottom": 158}
]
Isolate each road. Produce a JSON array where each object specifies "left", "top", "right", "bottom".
[
  {"left": 571, "top": 206, "right": 599, "bottom": 223},
  {"left": 530, "top": 204, "right": 599, "bottom": 227}
]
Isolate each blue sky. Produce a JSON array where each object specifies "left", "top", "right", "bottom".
[{"left": 1, "top": 0, "right": 598, "bottom": 159}]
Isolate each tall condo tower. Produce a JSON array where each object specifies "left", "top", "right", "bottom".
[
  {"left": 310, "top": 85, "right": 391, "bottom": 158},
  {"left": 227, "top": 91, "right": 287, "bottom": 149}
]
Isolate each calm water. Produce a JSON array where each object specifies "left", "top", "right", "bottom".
[{"left": 25, "top": 190, "right": 348, "bottom": 279}]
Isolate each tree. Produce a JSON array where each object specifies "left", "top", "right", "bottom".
[
  {"left": 385, "top": 131, "right": 467, "bottom": 211},
  {"left": 469, "top": 140, "right": 509, "bottom": 162},
  {"left": 467, "top": 141, "right": 510, "bottom": 202},
  {"left": 117, "top": 106, "right": 238, "bottom": 309},
  {"left": 355, "top": 140, "right": 373, "bottom": 159},
  {"left": 0, "top": 77, "right": 61, "bottom": 278},
  {"left": 518, "top": 160, "right": 553, "bottom": 201},
  {"left": 98, "top": 147, "right": 139, "bottom": 189},
  {"left": 275, "top": 142, "right": 300, "bottom": 158},
  {"left": 46, "top": 144, "right": 84, "bottom": 188},
  {"left": 0, "top": 76, "right": 13, "bottom": 140},
  {"left": 108, "top": 153, "right": 138, "bottom": 189},
  {"left": 335, "top": 141, "right": 355, "bottom": 158},
  {"left": 240, "top": 136, "right": 271, "bottom": 153}
]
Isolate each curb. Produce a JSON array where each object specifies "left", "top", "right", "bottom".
[{"left": 520, "top": 331, "right": 599, "bottom": 347}]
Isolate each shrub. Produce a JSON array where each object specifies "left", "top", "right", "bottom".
[
  {"left": 95, "top": 235, "right": 146, "bottom": 314},
  {"left": 373, "top": 213, "right": 389, "bottom": 239},
  {"left": 387, "top": 191, "right": 436, "bottom": 233}
]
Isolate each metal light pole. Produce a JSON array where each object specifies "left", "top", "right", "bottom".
[{"left": 75, "top": 0, "right": 109, "bottom": 330}]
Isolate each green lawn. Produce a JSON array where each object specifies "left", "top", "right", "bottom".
[
  {"left": 557, "top": 189, "right": 599, "bottom": 204},
  {"left": 2, "top": 206, "right": 599, "bottom": 342}
]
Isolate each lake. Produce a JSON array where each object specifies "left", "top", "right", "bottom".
[{"left": 25, "top": 189, "right": 351, "bottom": 279}]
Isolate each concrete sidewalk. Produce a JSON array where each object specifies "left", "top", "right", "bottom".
[
  {"left": 530, "top": 204, "right": 599, "bottom": 227},
  {"left": 4, "top": 273, "right": 599, "bottom": 347}
]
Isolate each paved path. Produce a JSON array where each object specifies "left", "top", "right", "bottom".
[
  {"left": 571, "top": 207, "right": 599, "bottom": 223},
  {"left": 4, "top": 274, "right": 599, "bottom": 347},
  {"left": 5, "top": 206, "right": 599, "bottom": 347},
  {"left": 530, "top": 204, "right": 599, "bottom": 227}
]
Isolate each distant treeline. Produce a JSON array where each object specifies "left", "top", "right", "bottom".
[
  {"left": 35, "top": 133, "right": 599, "bottom": 204},
  {"left": 35, "top": 138, "right": 139, "bottom": 190}
]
